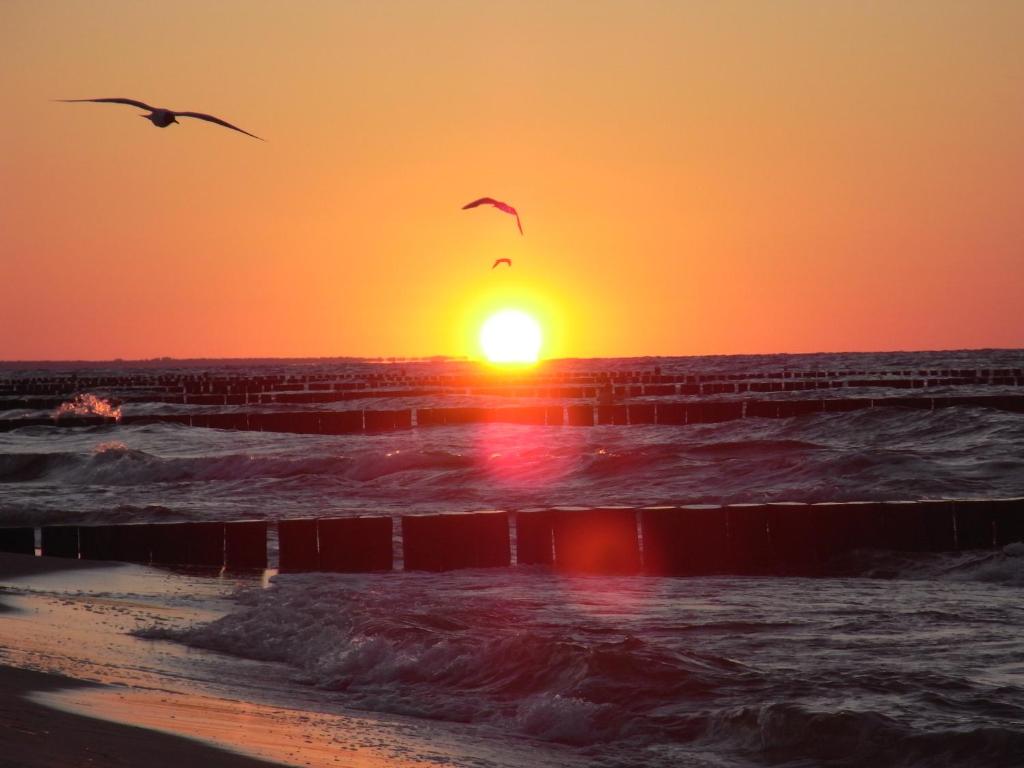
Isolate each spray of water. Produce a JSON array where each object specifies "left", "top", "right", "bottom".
[{"left": 53, "top": 393, "right": 122, "bottom": 421}]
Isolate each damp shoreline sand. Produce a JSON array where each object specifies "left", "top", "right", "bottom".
[
  {"left": 0, "top": 551, "right": 574, "bottom": 768},
  {"left": 0, "top": 552, "right": 286, "bottom": 768}
]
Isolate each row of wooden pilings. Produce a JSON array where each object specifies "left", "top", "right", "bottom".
[
  {"left": 1, "top": 498, "right": 1022, "bottom": 575},
  {"left": 4, "top": 367, "right": 1023, "bottom": 396},
  {"left": 3, "top": 395, "right": 1024, "bottom": 434},
  {"left": 5, "top": 375, "right": 1024, "bottom": 409}
]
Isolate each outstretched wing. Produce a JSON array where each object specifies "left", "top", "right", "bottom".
[
  {"left": 463, "top": 197, "right": 498, "bottom": 210},
  {"left": 463, "top": 197, "right": 523, "bottom": 233},
  {"left": 492, "top": 258, "right": 512, "bottom": 269},
  {"left": 57, "top": 97, "right": 157, "bottom": 111},
  {"left": 175, "top": 112, "right": 263, "bottom": 140}
]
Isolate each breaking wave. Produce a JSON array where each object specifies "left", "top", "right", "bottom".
[
  {"left": 53, "top": 393, "right": 121, "bottom": 420},
  {"left": 139, "top": 550, "right": 1024, "bottom": 764}
]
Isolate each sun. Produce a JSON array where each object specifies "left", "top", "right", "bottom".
[{"left": 479, "top": 309, "right": 543, "bottom": 364}]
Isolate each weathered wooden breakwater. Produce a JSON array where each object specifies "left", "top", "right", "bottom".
[
  {"left": 2, "top": 394, "right": 1024, "bottom": 433},
  {"left": 2, "top": 367, "right": 1023, "bottom": 410},
  {"left": 4, "top": 365, "right": 1021, "bottom": 576},
  {"left": 3, "top": 498, "right": 1021, "bottom": 575}
]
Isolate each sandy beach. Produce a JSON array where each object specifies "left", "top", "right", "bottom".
[
  {"left": 0, "top": 552, "right": 285, "bottom": 768},
  {"left": 0, "top": 551, "right": 585, "bottom": 768},
  {"left": 0, "top": 664, "right": 285, "bottom": 768},
  {"left": 5, "top": 0, "right": 1024, "bottom": 761}
]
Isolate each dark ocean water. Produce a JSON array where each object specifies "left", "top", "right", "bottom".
[
  {"left": 3, "top": 350, "right": 1024, "bottom": 766},
  {"left": 142, "top": 555, "right": 1024, "bottom": 768},
  {"left": 1, "top": 349, "right": 1024, "bottom": 525}
]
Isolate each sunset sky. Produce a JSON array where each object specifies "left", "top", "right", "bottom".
[{"left": 2, "top": 1, "right": 1022, "bottom": 360}]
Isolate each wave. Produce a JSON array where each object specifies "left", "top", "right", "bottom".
[
  {"left": 3, "top": 407, "right": 1024, "bottom": 515},
  {"left": 942, "top": 542, "right": 1024, "bottom": 586},
  {"left": 0, "top": 443, "right": 479, "bottom": 486},
  {"left": 684, "top": 439, "right": 823, "bottom": 456},
  {"left": 54, "top": 393, "right": 121, "bottom": 420},
  {"left": 816, "top": 544, "right": 1024, "bottom": 586},
  {"left": 137, "top": 563, "right": 1024, "bottom": 765},
  {"left": 137, "top": 574, "right": 746, "bottom": 745},
  {"left": 703, "top": 701, "right": 1024, "bottom": 768},
  {"left": 345, "top": 449, "right": 475, "bottom": 482}
]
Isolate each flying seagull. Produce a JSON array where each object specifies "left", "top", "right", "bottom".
[
  {"left": 57, "top": 98, "right": 263, "bottom": 140},
  {"left": 462, "top": 197, "right": 523, "bottom": 235},
  {"left": 492, "top": 258, "right": 512, "bottom": 269}
]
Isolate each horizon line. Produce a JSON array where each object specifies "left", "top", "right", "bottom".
[{"left": 0, "top": 345, "right": 1022, "bottom": 367}]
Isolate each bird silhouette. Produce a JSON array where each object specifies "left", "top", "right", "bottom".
[
  {"left": 57, "top": 98, "right": 263, "bottom": 140},
  {"left": 462, "top": 197, "right": 523, "bottom": 235},
  {"left": 492, "top": 258, "right": 512, "bottom": 269}
]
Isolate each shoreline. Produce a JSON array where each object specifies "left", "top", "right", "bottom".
[
  {"left": 0, "top": 664, "right": 285, "bottom": 768},
  {"left": 0, "top": 552, "right": 284, "bottom": 767},
  {"left": 0, "top": 552, "right": 574, "bottom": 768}
]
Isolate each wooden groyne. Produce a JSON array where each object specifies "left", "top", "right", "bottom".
[
  {"left": 1, "top": 394, "right": 1023, "bottom": 434},
  {"left": 2, "top": 367, "right": 1023, "bottom": 410},
  {"left": 3, "top": 498, "right": 1022, "bottom": 575}
]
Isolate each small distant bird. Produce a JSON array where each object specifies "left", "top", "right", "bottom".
[
  {"left": 57, "top": 98, "right": 263, "bottom": 140},
  {"left": 462, "top": 197, "right": 523, "bottom": 235},
  {"left": 492, "top": 258, "right": 512, "bottom": 269}
]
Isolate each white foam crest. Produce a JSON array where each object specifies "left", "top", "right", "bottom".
[
  {"left": 94, "top": 441, "right": 129, "bottom": 453},
  {"left": 53, "top": 393, "right": 121, "bottom": 420}
]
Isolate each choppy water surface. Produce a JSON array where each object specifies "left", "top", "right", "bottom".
[
  {"left": 1, "top": 350, "right": 1024, "bottom": 524},
  {"left": 144, "top": 551, "right": 1024, "bottom": 768},
  {"left": 2, "top": 350, "right": 1023, "bottom": 766}
]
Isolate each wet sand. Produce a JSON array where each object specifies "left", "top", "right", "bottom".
[
  {"left": 0, "top": 552, "right": 284, "bottom": 767},
  {"left": 0, "top": 664, "right": 285, "bottom": 768},
  {"left": 0, "top": 552, "right": 544, "bottom": 768}
]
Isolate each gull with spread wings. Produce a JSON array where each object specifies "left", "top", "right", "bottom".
[
  {"left": 57, "top": 98, "right": 263, "bottom": 140},
  {"left": 462, "top": 197, "right": 523, "bottom": 235},
  {"left": 492, "top": 258, "right": 512, "bottom": 269}
]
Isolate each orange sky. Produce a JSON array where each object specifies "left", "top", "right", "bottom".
[{"left": 2, "top": 1, "right": 1022, "bottom": 360}]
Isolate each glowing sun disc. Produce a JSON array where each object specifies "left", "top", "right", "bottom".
[{"left": 480, "top": 309, "right": 542, "bottom": 363}]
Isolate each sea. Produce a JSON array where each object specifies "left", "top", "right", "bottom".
[{"left": 1, "top": 349, "right": 1023, "bottom": 767}]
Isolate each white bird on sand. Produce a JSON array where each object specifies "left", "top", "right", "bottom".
[{"left": 57, "top": 98, "right": 263, "bottom": 140}]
